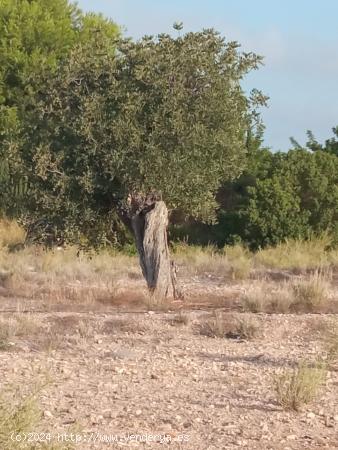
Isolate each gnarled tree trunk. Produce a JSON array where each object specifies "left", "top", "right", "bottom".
[{"left": 131, "top": 200, "right": 182, "bottom": 300}]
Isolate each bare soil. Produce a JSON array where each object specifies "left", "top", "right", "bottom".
[{"left": 0, "top": 272, "right": 337, "bottom": 450}]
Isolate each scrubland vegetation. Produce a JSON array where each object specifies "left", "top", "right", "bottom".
[{"left": 0, "top": 0, "right": 337, "bottom": 447}]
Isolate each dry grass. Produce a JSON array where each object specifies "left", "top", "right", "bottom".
[
  {"left": 0, "top": 219, "right": 25, "bottom": 250},
  {"left": 223, "top": 244, "right": 252, "bottom": 280},
  {"left": 173, "top": 243, "right": 227, "bottom": 276},
  {"left": 292, "top": 270, "right": 331, "bottom": 311},
  {"left": 0, "top": 242, "right": 140, "bottom": 307},
  {"left": 172, "top": 242, "right": 253, "bottom": 279},
  {"left": 274, "top": 361, "right": 326, "bottom": 411},
  {"left": 196, "top": 312, "right": 259, "bottom": 340},
  {"left": 143, "top": 293, "right": 172, "bottom": 311},
  {"left": 269, "top": 285, "right": 295, "bottom": 313},
  {"left": 241, "top": 283, "right": 269, "bottom": 313},
  {"left": 320, "top": 320, "right": 338, "bottom": 365},
  {"left": 233, "top": 315, "right": 260, "bottom": 340},
  {"left": 255, "top": 235, "right": 335, "bottom": 271},
  {"left": 0, "top": 391, "right": 41, "bottom": 449},
  {"left": 241, "top": 271, "right": 333, "bottom": 313},
  {"left": 0, "top": 382, "right": 73, "bottom": 450},
  {"left": 0, "top": 314, "right": 42, "bottom": 350},
  {"left": 168, "top": 311, "right": 190, "bottom": 326},
  {"left": 0, "top": 220, "right": 336, "bottom": 314},
  {"left": 174, "top": 238, "right": 337, "bottom": 280},
  {"left": 240, "top": 281, "right": 292, "bottom": 313}
]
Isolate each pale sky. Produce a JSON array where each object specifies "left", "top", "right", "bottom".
[{"left": 77, "top": 0, "right": 338, "bottom": 151}]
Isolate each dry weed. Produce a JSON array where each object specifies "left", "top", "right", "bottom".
[
  {"left": 168, "top": 311, "right": 190, "bottom": 326},
  {"left": 173, "top": 243, "right": 227, "bottom": 276},
  {"left": 0, "top": 219, "right": 25, "bottom": 250},
  {"left": 224, "top": 244, "right": 252, "bottom": 280},
  {"left": 0, "top": 314, "right": 42, "bottom": 350},
  {"left": 196, "top": 312, "right": 258, "bottom": 340},
  {"left": 292, "top": 270, "right": 331, "bottom": 311},
  {"left": 274, "top": 361, "right": 326, "bottom": 411},
  {"left": 255, "top": 235, "right": 334, "bottom": 271}
]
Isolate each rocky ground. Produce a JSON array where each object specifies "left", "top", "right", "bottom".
[{"left": 0, "top": 273, "right": 337, "bottom": 450}]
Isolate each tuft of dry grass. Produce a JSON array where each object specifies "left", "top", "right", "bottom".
[
  {"left": 241, "top": 283, "right": 269, "bottom": 313},
  {"left": 224, "top": 244, "right": 252, "bottom": 280},
  {"left": 0, "top": 392, "right": 41, "bottom": 449},
  {"left": 173, "top": 243, "right": 227, "bottom": 276},
  {"left": 274, "top": 361, "right": 326, "bottom": 411},
  {"left": 168, "top": 311, "right": 190, "bottom": 326},
  {"left": 320, "top": 320, "right": 338, "bottom": 365},
  {"left": 196, "top": 312, "right": 258, "bottom": 340},
  {"left": 241, "top": 271, "right": 333, "bottom": 314},
  {"left": 292, "top": 270, "right": 331, "bottom": 311},
  {"left": 0, "top": 314, "right": 42, "bottom": 350},
  {"left": 269, "top": 285, "right": 295, "bottom": 313},
  {"left": 143, "top": 292, "right": 172, "bottom": 312},
  {"left": 255, "top": 235, "right": 335, "bottom": 271},
  {"left": 233, "top": 315, "right": 260, "bottom": 340},
  {"left": 173, "top": 242, "right": 253, "bottom": 279},
  {"left": 0, "top": 382, "right": 74, "bottom": 450},
  {"left": 0, "top": 219, "right": 25, "bottom": 250}
]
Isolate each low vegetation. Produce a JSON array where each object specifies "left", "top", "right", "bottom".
[
  {"left": 0, "top": 377, "right": 71, "bottom": 450},
  {"left": 241, "top": 269, "right": 334, "bottom": 313},
  {"left": 292, "top": 269, "right": 331, "bottom": 311},
  {"left": 0, "top": 314, "right": 42, "bottom": 350},
  {"left": 0, "top": 219, "right": 26, "bottom": 251},
  {"left": 196, "top": 312, "right": 259, "bottom": 340},
  {"left": 274, "top": 361, "right": 327, "bottom": 411}
]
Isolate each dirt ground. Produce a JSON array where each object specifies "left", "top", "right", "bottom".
[{"left": 0, "top": 272, "right": 337, "bottom": 450}]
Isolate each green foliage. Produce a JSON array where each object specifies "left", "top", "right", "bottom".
[
  {"left": 292, "top": 127, "right": 338, "bottom": 157},
  {"left": 245, "top": 149, "right": 338, "bottom": 247},
  {"left": 171, "top": 138, "right": 338, "bottom": 249},
  {"left": 0, "top": 0, "right": 119, "bottom": 217},
  {"left": 8, "top": 26, "right": 264, "bottom": 243}
]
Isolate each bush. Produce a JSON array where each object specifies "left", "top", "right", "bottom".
[
  {"left": 196, "top": 312, "right": 259, "bottom": 340},
  {"left": 292, "top": 269, "right": 331, "bottom": 311},
  {"left": 274, "top": 361, "right": 326, "bottom": 411}
]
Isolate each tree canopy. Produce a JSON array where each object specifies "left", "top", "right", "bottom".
[
  {"left": 7, "top": 27, "right": 265, "bottom": 244},
  {"left": 0, "top": 0, "right": 119, "bottom": 141}
]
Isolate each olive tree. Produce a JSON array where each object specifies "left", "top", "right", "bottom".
[{"left": 12, "top": 28, "right": 265, "bottom": 298}]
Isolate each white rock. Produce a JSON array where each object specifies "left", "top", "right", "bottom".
[{"left": 44, "top": 410, "right": 53, "bottom": 419}]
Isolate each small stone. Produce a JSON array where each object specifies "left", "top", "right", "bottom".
[
  {"left": 135, "top": 409, "right": 142, "bottom": 416},
  {"left": 44, "top": 410, "right": 53, "bottom": 419},
  {"left": 334, "top": 415, "right": 338, "bottom": 422},
  {"left": 307, "top": 412, "right": 315, "bottom": 419}
]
